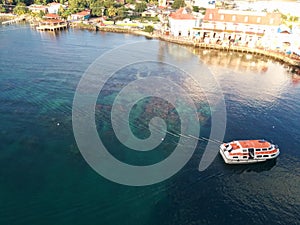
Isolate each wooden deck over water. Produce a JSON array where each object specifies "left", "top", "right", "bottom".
[
  {"left": 36, "top": 23, "right": 68, "bottom": 31},
  {"left": 158, "top": 35, "right": 300, "bottom": 68}
]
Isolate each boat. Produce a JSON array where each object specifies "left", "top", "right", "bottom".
[{"left": 220, "top": 139, "right": 280, "bottom": 164}]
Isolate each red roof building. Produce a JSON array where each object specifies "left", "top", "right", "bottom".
[
  {"left": 169, "top": 8, "right": 196, "bottom": 20},
  {"left": 69, "top": 10, "right": 91, "bottom": 21},
  {"left": 168, "top": 8, "right": 198, "bottom": 37},
  {"left": 44, "top": 13, "right": 60, "bottom": 19},
  {"left": 195, "top": 8, "right": 282, "bottom": 46}
]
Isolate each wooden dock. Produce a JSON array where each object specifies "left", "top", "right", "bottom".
[
  {"left": 36, "top": 23, "right": 68, "bottom": 31},
  {"left": 36, "top": 20, "right": 68, "bottom": 31},
  {"left": 2, "top": 16, "right": 25, "bottom": 25},
  {"left": 158, "top": 35, "right": 300, "bottom": 68}
]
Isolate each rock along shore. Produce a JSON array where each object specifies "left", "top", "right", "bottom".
[{"left": 72, "top": 22, "right": 300, "bottom": 68}]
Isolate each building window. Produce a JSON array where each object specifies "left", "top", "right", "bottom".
[
  {"left": 244, "top": 16, "right": 248, "bottom": 22},
  {"left": 257, "top": 17, "right": 261, "bottom": 23},
  {"left": 209, "top": 13, "right": 213, "bottom": 20},
  {"left": 232, "top": 15, "right": 236, "bottom": 21},
  {"left": 220, "top": 15, "right": 224, "bottom": 20},
  {"left": 270, "top": 18, "right": 274, "bottom": 24}
]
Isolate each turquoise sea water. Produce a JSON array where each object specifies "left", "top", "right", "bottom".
[{"left": 0, "top": 24, "right": 300, "bottom": 225}]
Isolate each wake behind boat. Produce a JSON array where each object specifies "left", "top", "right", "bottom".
[{"left": 220, "top": 140, "right": 280, "bottom": 164}]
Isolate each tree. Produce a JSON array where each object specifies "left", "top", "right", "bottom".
[
  {"left": 104, "top": 0, "right": 114, "bottom": 8},
  {"left": 135, "top": 1, "right": 147, "bottom": 12},
  {"left": 149, "top": 0, "right": 158, "bottom": 5},
  {"left": 116, "top": 6, "right": 125, "bottom": 19},
  {"left": 13, "top": 2, "right": 27, "bottom": 15},
  {"left": 68, "top": 0, "right": 87, "bottom": 13},
  {"left": 107, "top": 5, "right": 117, "bottom": 18},
  {"left": 192, "top": 6, "right": 199, "bottom": 12},
  {"left": 38, "top": 10, "right": 45, "bottom": 18},
  {"left": 171, "top": 0, "right": 185, "bottom": 9},
  {"left": 144, "top": 25, "right": 154, "bottom": 33},
  {"left": 60, "top": 9, "right": 71, "bottom": 19},
  {"left": 126, "top": 0, "right": 135, "bottom": 4},
  {"left": 0, "top": 4, "right": 6, "bottom": 13},
  {"left": 34, "top": 0, "right": 43, "bottom": 4},
  {"left": 90, "top": 2, "right": 104, "bottom": 17},
  {"left": 58, "top": 5, "right": 64, "bottom": 16}
]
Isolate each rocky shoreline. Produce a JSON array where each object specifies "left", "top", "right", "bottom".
[
  {"left": 70, "top": 22, "right": 300, "bottom": 68},
  {"left": 2, "top": 14, "right": 300, "bottom": 69}
]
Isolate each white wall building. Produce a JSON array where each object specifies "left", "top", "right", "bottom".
[
  {"left": 169, "top": 7, "right": 197, "bottom": 37},
  {"left": 47, "top": 2, "right": 63, "bottom": 14}
]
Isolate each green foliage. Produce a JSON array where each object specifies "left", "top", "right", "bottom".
[
  {"left": 192, "top": 6, "right": 199, "bottom": 12},
  {"left": 103, "top": 0, "right": 114, "bottom": 8},
  {"left": 171, "top": 0, "right": 185, "bottom": 9},
  {"left": 126, "top": 0, "right": 135, "bottom": 4},
  {"left": 0, "top": 4, "right": 6, "bottom": 13},
  {"left": 68, "top": 0, "right": 87, "bottom": 13},
  {"left": 199, "top": 7, "right": 206, "bottom": 15},
  {"left": 107, "top": 5, "right": 117, "bottom": 17},
  {"left": 148, "top": 0, "right": 158, "bottom": 5},
  {"left": 58, "top": 5, "right": 64, "bottom": 16},
  {"left": 38, "top": 9, "right": 45, "bottom": 17},
  {"left": 90, "top": 2, "right": 104, "bottom": 16},
  {"left": 13, "top": 2, "right": 28, "bottom": 15},
  {"left": 34, "top": 0, "right": 43, "bottom": 4},
  {"left": 61, "top": 9, "right": 71, "bottom": 19},
  {"left": 144, "top": 25, "right": 154, "bottom": 33},
  {"left": 135, "top": 1, "right": 147, "bottom": 12},
  {"left": 281, "top": 13, "right": 299, "bottom": 28},
  {"left": 116, "top": 6, "right": 125, "bottom": 19}
]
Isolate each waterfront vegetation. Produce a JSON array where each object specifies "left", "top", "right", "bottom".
[{"left": 1, "top": 0, "right": 300, "bottom": 67}]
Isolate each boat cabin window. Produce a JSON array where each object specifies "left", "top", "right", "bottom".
[
  {"left": 262, "top": 148, "right": 267, "bottom": 151},
  {"left": 257, "top": 155, "right": 262, "bottom": 158},
  {"left": 268, "top": 147, "right": 272, "bottom": 150},
  {"left": 249, "top": 148, "right": 254, "bottom": 151},
  {"left": 263, "top": 155, "right": 269, "bottom": 157},
  {"left": 233, "top": 156, "right": 238, "bottom": 159},
  {"left": 271, "top": 154, "right": 276, "bottom": 157},
  {"left": 243, "top": 156, "right": 247, "bottom": 158},
  {"left": 243, "top": 149, "right": 247, "bottom": 152},
  {"left": 256, "top": 149, "right": 261, "bottom": 151}
]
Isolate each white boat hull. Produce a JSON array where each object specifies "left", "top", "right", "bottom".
[
  {"left": 220, "top": 149, "right": 273, "bottom": 164},
  {"left": 219, "top": 140, "right": 280, "bottom": 165}
]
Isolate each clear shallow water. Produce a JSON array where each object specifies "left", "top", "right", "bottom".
[{"left": 0, "top": 25, "right": 300, "bottom": 225}]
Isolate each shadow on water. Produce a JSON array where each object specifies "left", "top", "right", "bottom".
[{"left": 220, "top": 157, "right": 277, "bottom": 174}]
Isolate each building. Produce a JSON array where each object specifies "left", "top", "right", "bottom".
[
  {"left": 47, "top": 2, "right": 63, "bottom": 14},
  {"left": 36, "top": 14, "right": 67, "bottom": 31},
  {"left": 195, "top": 8, "right": 281, "bottom": 46},
  {"left": 168, "top": 7, "right": 198, "bottom": 37},
  {"left": 28, "top": 4, "right": 48, "bottom": 14},
  {"left": 69, "top": 10, "right": 91, "bottom": 21},
  {"left": 141, "top": 10, "right": 158, "bottom": 17}
]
